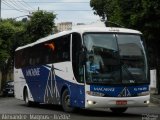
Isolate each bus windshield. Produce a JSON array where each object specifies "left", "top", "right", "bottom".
[{"left": 83, "top": 33, "right": 148, "bottom": 85}]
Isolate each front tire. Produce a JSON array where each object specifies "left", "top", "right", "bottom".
[
  {"left": 61, "top": 89, "right": 75, "bottom": 112},
  {"left": 110, "top": 107, "right": 128, "bottom": 114}
]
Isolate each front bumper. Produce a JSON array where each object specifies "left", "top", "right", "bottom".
[{"left": 85, "top": 94, "right": 150, "bottom": 108}]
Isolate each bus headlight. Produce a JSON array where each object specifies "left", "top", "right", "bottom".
[
  {"left": 87, "top": 100, "right": 96, "bottom": 105},
  {"left": 137, "top": 91, "right": 149, "bottom": 96},
  {"left": 86, "top": 91, "right": 105, "bottom": 97},
  {"left": 144, "top": 100, "right": 150, "bottom": 104}
]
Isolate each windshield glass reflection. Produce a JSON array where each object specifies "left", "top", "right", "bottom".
[{"left": 84, "top": 33, "right": 148, "bottom": 84}]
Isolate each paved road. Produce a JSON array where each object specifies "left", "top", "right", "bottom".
[{"left": 0, "top": 97, "right": 159, "bottom": 120}]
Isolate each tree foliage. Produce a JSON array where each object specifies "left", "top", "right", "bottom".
[
  {"left": 27, "top": 10, "right": 56, "bottom": 41},
  {"left": 0, "top": 19, "right": 25, "bottom": 67},
  {"left": 0, "top": 10, "right": 56, "bottom": 90},
  {"left": 0, "top": 19, "right": 26, "bottom": 87}
]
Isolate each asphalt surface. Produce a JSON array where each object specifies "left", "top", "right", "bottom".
[{"left": 0, "top": 97, "right": 159, "bottom": 120}]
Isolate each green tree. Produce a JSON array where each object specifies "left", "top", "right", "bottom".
[
  {"left": 27, "top": 10, "right": 56, "bottom": 42},
  {"left": 0, "top": 19, "right": 26, "bottom": 90},
  {"left": 90, "top": 0, "right": 160, "bottom": 92},
  {"left": 0, "top": 10, "right": 56, "bottom": 91}
]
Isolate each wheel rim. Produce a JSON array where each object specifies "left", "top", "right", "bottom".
[
  {"left": 64, "top": 95, "right": 70, "bottom": 107},
  {"left": 62, "top": 90, "right": 75, "bottom": 112}
]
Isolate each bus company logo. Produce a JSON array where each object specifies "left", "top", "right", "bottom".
[
  {"left": 26, "top": 68, "right": 40, "bottom": 77},
  {"left": 118, "top": 87, "right": 131, "bottom": 97},
  {"left": 93, "top": 87, "right": 115, "bottom": 92}
]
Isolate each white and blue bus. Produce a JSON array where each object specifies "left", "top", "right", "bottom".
[{"left": 14, "top": 27, "right": 150, "bottom": 113}]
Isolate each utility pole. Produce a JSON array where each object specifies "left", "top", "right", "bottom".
[{"left": 0, "top": 0, "right": 1, "bottom": 20}]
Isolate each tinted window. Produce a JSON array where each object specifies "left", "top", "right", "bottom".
[
  {"left": 72, "top": 33, "right": 83, "bottom": 83},
  {"left": 15, "top": 34, "right": 71, "bottom": 68}
]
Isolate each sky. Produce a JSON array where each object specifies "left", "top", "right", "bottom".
[{"left": 1, "top": 0, "right": 101, "bottom": 24}]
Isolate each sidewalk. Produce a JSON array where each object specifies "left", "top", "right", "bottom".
[{"left": 150, "top": 94, "right": 160, "bottom": 104}]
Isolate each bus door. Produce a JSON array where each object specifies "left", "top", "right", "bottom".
[{"left": 71, "top": 33, "right": 85, "bottom": 108}]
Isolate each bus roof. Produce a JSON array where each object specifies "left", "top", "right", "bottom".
[{"left": 16, "top": 27, "right": 142, "bottom": 51}]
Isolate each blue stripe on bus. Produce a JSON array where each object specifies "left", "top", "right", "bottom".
[
  {"left": 90, "top": 84, "right": 149, "bottom": 97},
  {"left": 21, "top": 65, "right": 85, "bottom": 108}
]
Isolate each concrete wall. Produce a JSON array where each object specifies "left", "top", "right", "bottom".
[
  {"left": 150, "top": 69, "right": 158, "bottom": 94},
  {"left": 0, "top": 71, "right": 13, "bottom": 91}
]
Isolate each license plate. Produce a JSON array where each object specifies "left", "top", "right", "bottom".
[{"left": 116, "top": 100, "right": 127, "bottom": 105}]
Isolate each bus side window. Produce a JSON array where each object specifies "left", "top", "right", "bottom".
[
  {"left": 15, "top": 50, "right": 23, "bottom": 69},
  {"left": 61, "top": 35, "right": 70, "bottom": 61},
  {"left": 23, "top": 48, "right": 30, "bottom": 68},
  {"left": 53, "top": 35, "right": 70, "bottom": 62}
]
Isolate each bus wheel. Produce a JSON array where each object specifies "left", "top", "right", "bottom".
[
  {"left": 110, "top": 107, "right": 128, "bottom": 114},
  {"left": 24, "top": 89, "right": 32, "bottom": 106},
  {"left": 61, "top": 89, "right": 75, "bottom": 112}
]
